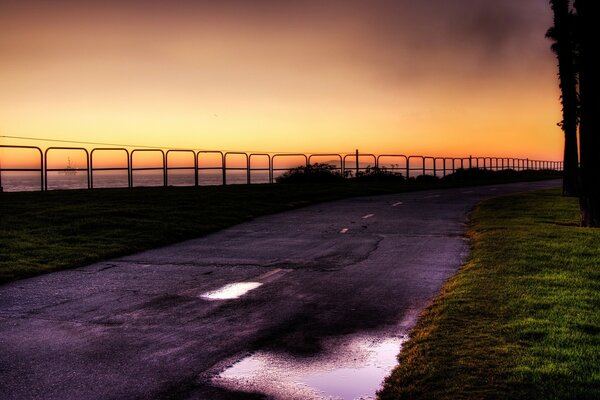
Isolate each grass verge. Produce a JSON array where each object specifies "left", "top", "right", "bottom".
[{"left": 379, "top": 189, "right": 600, "bottom": 400}]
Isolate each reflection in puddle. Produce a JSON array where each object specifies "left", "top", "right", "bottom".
[
  {"left": 201, "top": 282, "right": 262, "bottom": 300},
  {"left": 302, "top": 339, "right": 400, "bottom": 399},
  {"left": 214, "top": 335, "right": 406, "bottom": 400}
]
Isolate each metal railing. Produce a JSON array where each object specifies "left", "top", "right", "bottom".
[{"left": 0, "top": 143, "right": 563, "bottom": 192}]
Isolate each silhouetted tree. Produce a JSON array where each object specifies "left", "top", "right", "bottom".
[
  {"left": 573, "top": 0, "right": 600, "bottom": 226},
  {"left": 547, "top": 0, "right": 579, "bottom": 196}
]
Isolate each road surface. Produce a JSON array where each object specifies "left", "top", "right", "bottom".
[{"left": 0, "top": 180, "right": 559, "bottom": 399}]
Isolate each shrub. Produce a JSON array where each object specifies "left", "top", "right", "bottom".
[
  {"left": 413, "top": 174, "right": 440, "bottom": 183},
  {"left": 276, "top": 163, "right": 344, "bottom": 183},
  {"left": 354, "top": 165, "right": 405, "bottom": 182}
]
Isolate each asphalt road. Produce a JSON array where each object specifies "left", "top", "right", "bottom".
[{"left": 0, "top": 180, "right": 560, "bottom": 399}]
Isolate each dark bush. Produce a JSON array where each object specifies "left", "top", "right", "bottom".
[
  {"left": 276, "top": 163, "right": 344, "bottom": 184},
  {"left": 354, "top": 165, "right": 405, "bottom": 182},
  {"left": 443, "top": 168, "right": 516, "bottom": 182},
  {"left": 414, "top": 174, "right": 440, "bottom": 183}
]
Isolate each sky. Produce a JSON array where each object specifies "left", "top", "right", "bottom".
[{"left": 0, "top": 0, "right": 563, "bottom": 164}]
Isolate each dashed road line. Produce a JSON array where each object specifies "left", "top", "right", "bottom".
[
  {"left": 424, "top": 194, "right": 441, "bottom": 199},
  {"left": 361, "top": 214, "right": 375, "bottom": 219},
  {"left": 340, "top": 228, "right": 349, "bottom": 234},
  {"left": 392, "top": 201, "right": 403, "bottom": 207},
  {"left": 462, "top": 190, "right": 474, "bottom": 194},
  {"left": 256, "top": 268, "right": 287, "bottom": 281}
]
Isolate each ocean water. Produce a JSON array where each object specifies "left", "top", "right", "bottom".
[{"left": 0, "top": 170, "right": 272, "bottom": 192}]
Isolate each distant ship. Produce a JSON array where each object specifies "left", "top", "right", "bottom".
[{"left": 61, "top": 157, "right": 77, "bottom": 175}]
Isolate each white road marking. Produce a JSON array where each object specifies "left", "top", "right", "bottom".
[
  {"left": 199, "top": 268, "right": 289, "bottom": 300},
  {"left": 392, "top": 201, "right": 403, "bottom": 207},
  {"left": 424, "top": 194, "right": 441, "bottom": 199},
  {"left": 340, "top": 228, "right": 349, "bottom": 234},
  {"left": 256, "top": 268, "right": 286, "bottom": 281},
  {"left": 201, "top": 282, "right": 263, "bottom": 300},
  {"left": 361, "top": 214, "right": 375, "bottom": 219}
]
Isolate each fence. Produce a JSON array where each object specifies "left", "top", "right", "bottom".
[{"left": 0, "top": 144, "right": 563, "bottom": 192}]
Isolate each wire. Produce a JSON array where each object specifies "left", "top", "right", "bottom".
[{"left": 0, "top": 135, "right": 357, "bottom": 155}]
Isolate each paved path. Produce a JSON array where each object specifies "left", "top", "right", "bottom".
[{"left": 0, "top": 180, "right": 559, "bottom": 399}]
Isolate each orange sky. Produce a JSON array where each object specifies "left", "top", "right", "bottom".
[{"left": 0, "top": 0, "right": 563, "bottom": 165}]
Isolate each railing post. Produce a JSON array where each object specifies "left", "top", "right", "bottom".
[
  {"left": 355, "top": 149, "right": 359, "bottom": 178},
  {"left": 247, "top": 155, "right": 250, "bottom": 185},
  {"left": 163, "top": 152, "right": 167, "bottom": 187},
  {"left": 194, "top": 155, "right": 199, "bottom": 187},
  {"left": 469, "top": 155, "right": 472, "bottom": 169},
  {"left": 127, "top": 151, "right": 132, "bottom": 188}
]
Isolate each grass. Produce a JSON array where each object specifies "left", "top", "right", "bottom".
[
  {"left": 379, "top": 189, "right": 600, "bottom": 400},
  {"left": 0, "top": 171, "right": 559, "bottom": 285}
]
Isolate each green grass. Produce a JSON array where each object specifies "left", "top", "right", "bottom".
[{"left": 379, "top": 189, "right": 600, "bottom": 400}]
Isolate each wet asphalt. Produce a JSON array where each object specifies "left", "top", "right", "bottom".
[{"left": 0, "top": 180, "right": 559, "bottom": 399}]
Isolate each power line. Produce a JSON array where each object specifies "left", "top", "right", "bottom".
[{"left": 0, "top": 135, "right": 356, "bottom": 155}]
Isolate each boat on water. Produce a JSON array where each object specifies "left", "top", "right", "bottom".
[{"left": 61, "top": 157, "right": 77, "bottom": 175}]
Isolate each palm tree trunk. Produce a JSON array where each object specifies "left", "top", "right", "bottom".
[
  {"left": 574, "top": 0, "right": 600, "bottom": 226},
  {"left": 549, "top": 0, "right": 579, "bottom": 196}
]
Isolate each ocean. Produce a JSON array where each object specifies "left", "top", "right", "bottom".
[{"left": 0, "top": 170, "right": 272, "bottom": 192}]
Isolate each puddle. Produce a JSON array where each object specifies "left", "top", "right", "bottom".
[
  {"left": 213, "top": 334, "right": 407, "bottom": 400},
  {"left": 200, "top": 282, "right": 263, "bottom": 300}
]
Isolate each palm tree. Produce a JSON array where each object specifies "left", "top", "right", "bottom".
[
  {"left": 573, "top": 0, "right": 600, "bottom": 226},
  {"left": 547, "top": 0, "right": 579, "bottom": 196}
]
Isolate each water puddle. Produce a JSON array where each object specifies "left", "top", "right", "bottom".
[
  {"left": 200, "top": 282, "right": 263, "bottom": 300},
  {"left": 213, "top": 334, "right": 407, "bottom": 400}
]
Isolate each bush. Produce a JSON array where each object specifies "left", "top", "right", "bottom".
[
  {"left": 413, "top": 174, "right": 440, "bottom": 183},
  {"left": 354, "top": 165, "right": 405, "bottom": 182},
  {"left": 443, "top": 168, "right": 517, "bottom": 182},
  {"left": 275, "top": 163, "right": 344, "bottom": 184}
]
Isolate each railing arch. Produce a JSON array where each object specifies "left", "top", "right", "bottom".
[
  {"left": 271, "top": 154, "right": 308, "bottom": 183},
  {"left": 166, "top": 149, "right": 197, "bottom": 186},
  {"left": 44, "top": 147, "right": 90, "bottom": 190},
  {"left": 407, "top": 156, "right": 425, "bottom": 178},
  {"left": 343, "top": 153, "right": 376, "bottom": 177},
  {"left": 308, "top": 154, "right": 343, "bottom": 169},
  {"left": 249, "top": 153, "right": 271, "bottom": 184},
  {"left": 0, "top": 145, "right": 44, "bottom": 191},
  {"left": 196, "top": 150, "right": 224, "bottom": 186},
  {"left": 376, "top": 154, "right": 408, "bottom": 177},
  {"left": 224, "top": 152, "right": 250, "bottom": 185},
  {"left": 130, "top": 149, "right": 166, "bottom": 187},
  {"left": 90, "top": 148, "right": 130, "bottom": 189}
]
